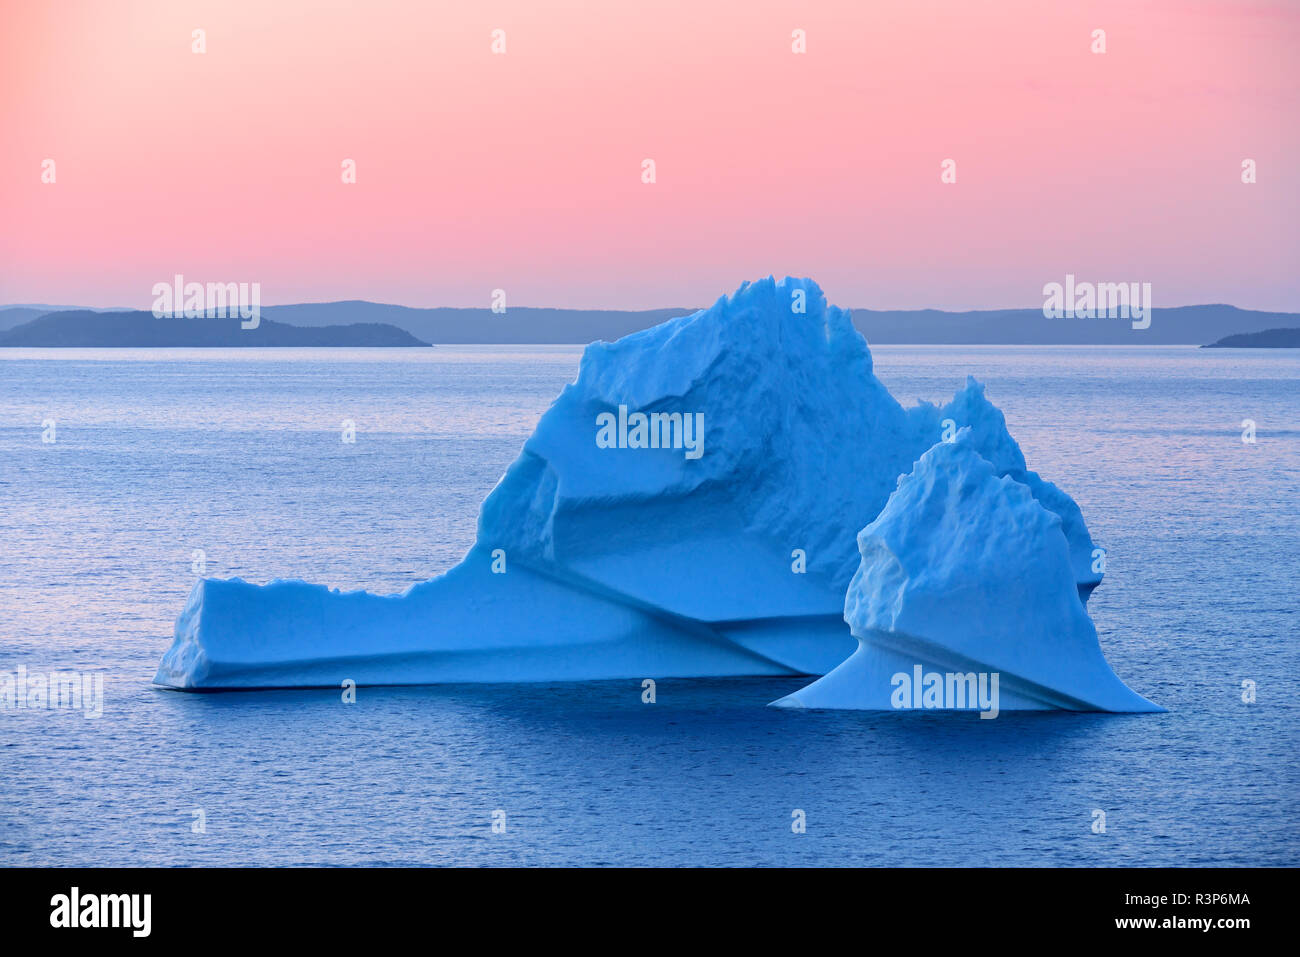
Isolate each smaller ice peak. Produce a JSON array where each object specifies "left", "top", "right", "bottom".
[
  {"left": 773, "top": 431, "right": 1162, "bottom": 713},
  {"left": 908, "top": 376, "right": 1103, "bottom": 597}
]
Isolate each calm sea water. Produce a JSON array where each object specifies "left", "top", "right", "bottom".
[{"left": 1, "top": 345, "right": 1296, "bottom": 866}]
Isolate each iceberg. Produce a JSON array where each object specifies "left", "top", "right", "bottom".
[
  {"left": 774, "top": 432, "right": 1162, "bottom": 712},
  {"left": 155, "top": 277, "right": 1103, "bottom": 690}
]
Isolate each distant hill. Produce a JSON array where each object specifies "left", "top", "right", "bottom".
[
  {"left": 0, "top": 310, "right": 430, "bottom": 347},
  {"left": 0, "top": 304, "right": 130, "bottom": 331},
  {"left": 4, "top": 299, "right": 1297, "bottom": 345},
  {"left": 259, "top": 301, "right": 698, "bottom": 345},
  {"left": 852, "top": 304, "right": 1300, "bottom": 345},
  {"left": 1203, "top": 327, "right": 1300, "bottom": 348},
  {"left": 258, "top": 300, "right": 1300, "bottom": 346}
]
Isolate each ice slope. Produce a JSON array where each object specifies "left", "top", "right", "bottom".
[
  {"left": 774, "top": 432, "right": 1162, "bottom": 712},
  {"left": 155, "top": 277, "right": 1103, "bottom": 689}
]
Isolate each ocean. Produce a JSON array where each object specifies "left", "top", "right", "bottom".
[{"left": 1, "top": 345, "right": 1296, "bottom": 866}]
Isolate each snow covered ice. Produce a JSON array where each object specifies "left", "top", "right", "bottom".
[
  {"left": 773, "top": 432, "right": 1162, "bottom": 712},
  {"left": 155, "top": 277, "right": 1114, "bottom": 691}
]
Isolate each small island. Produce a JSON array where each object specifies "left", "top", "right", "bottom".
[
  {"left": 0, "top": 310, "right": 431, "bottom": 347},
  {"left": 1202, "top": 327, "right": 1300, "bottom": 348}
]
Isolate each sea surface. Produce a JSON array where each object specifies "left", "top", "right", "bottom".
[{"left": 0, "top": 345, "right": 1296, "bottom": 866}]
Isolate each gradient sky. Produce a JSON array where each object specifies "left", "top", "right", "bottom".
[{"left": 1, "top": 0, "right": 1296, "bottom": 310}]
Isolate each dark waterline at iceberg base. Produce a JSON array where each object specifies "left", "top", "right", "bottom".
[{"left": 1, "top": 345, "right": 1296, "bottom": 865}]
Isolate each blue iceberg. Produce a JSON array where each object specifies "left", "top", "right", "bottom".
[
  {"left": 774, "top": 432, "right": 1162, "bottom": 712},
  {"left": 155, "top": 277, "right": 1105, "bottom": 690}
]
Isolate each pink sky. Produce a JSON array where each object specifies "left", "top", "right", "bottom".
[{"left": 1, "top": 0, "right": 1296, "bottom": 310}]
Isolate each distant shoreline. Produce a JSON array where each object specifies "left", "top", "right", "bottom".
[
  {"left": 1202, "top": 328, "right": 1300, "bottom": 348},
  {"left": 3, "top": 301, "right": 1299, "bottom": 347},
  {"left": 0, "top": 310, "right": 430, "bottom": 348}
]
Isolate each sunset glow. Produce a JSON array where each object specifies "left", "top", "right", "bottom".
[{"left": 1, "top": 0, "right": 1296, "bottom": 309}]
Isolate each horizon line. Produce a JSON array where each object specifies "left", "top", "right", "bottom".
[{"left": 3, "top": 299, "right": 1297, "bottom": 315}]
